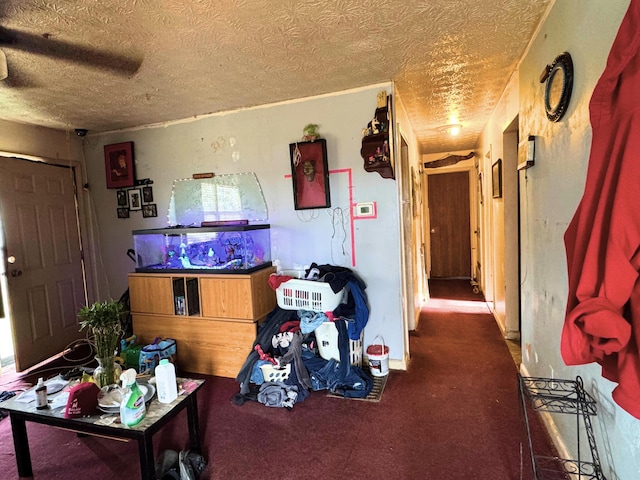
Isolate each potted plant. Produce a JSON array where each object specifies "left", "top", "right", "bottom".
[{"left": 78, "top": 299, "right": 126, "bottom": 387}]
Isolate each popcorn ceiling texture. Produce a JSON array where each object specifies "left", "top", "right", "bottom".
[{"left": 0, "top": 0, "right": 551, "bottom": 153}]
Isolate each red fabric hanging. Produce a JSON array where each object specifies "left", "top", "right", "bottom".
[{"left": 562, "top": 0, "right": 640, "bottom": 418}]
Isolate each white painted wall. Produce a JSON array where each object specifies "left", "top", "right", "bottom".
[
  {"left": 479, "top": 0, "right": 640, "bottom": 478},
  {"left": 80, "top": 85, "right": 409, "bottom": 365}
]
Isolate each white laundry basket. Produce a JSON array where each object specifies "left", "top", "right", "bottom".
[
  {"left": 315, "top": 321, "right": 363, "bottom": 367},
  {"left": 276, "top": 279, "right": 345, "bottom": 312}
]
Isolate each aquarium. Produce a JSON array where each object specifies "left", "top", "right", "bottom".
[{"left": 132, "top": 224, "right": 271, "bottom": 274}]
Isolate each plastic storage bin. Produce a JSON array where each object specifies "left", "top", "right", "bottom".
[
  {"left": 315, "top": 321, "right": 363, "bottom": 367},
  {"left": 276, "top": 279, "right": 345, "bottom": 312}
]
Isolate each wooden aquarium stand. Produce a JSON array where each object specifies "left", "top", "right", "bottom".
[{"left": 129, "top": 266, "right": 275, "bottom": 378}]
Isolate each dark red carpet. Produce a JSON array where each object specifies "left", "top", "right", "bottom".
[{"left": 0, "top": 279, "right": 555, "bottom": 479}]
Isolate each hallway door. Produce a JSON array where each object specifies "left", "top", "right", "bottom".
[
  {"left": 428, "top": 171, "right": 471, "bottom": 278},
  {"left": 0, "top": 157, "right": 86, "bottom": 371}
]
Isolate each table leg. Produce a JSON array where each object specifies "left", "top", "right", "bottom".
[
  {"left": 186, "top": 393, "right": 201, "bottom": 452},
  {"left": 9, "top": 414, "right": 33, "bottom": 477},
  {"left": 138, "top": 434, "right": 155, "bottom": 480}
]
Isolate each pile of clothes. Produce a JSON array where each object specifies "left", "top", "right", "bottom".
[{"left": 232, "top": 264, "right": 373, "bottom": 409}]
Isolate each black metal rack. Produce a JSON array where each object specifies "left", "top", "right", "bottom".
[{"left": 518, "top": 374, "right": 607, "bottom": 480}]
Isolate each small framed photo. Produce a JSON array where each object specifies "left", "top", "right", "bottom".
[
  {"left": 104, "top": 142, "right": 135, "bottom": 189},
  {"left": 492, "top": 158, "right": 502, "bottom": 199},
  {"left": 142, "top": 186, "right": 154, "bottom": 203},
  {"left": 142, "top": 203, "right": 158, "bottom": 218},
  {"left": 289, "top": 139, "right": 331, "bottom": 210},
  {"left": 116, "top": 190, "right": 128, "bottom": 207},
  {"left": 128, "top": 188, "right": 142, "bottom": 211},
  {"left": 117, "top": 207, "right": 130, "bottom": 219}
]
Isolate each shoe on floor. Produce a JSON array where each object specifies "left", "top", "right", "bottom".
[
  {"left": 155, "top": 449, "right": 179, "bottom": 479},
  {"left": 187, "top": 451, "right": 207, "bottom": 475},
  {"left": 179, "top": 450, "right": 207, "bottom": 479},
  {"left": 179, "top": 450, "right": 195, "bottom": 480}
]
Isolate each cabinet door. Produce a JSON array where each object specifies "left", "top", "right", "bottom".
[
  {"left": 129, "top": 275, "right": 174, "bottom": 315},
  {"left": 200, "top": 277, "right": 254, "bottom": 319}
]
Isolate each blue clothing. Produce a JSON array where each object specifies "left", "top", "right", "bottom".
[{"left": 308, "top": 320, "right": 373, "bottom": 398}]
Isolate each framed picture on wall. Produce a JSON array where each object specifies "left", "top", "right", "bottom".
[
  {"left": 104, "top": 142, "right": 135, "bottom": 189},
  {"left": 142, "top": 203, "right": 157, "bottom": 218},
  {"left": 128, "top": 188, "right": 142, "bottom": 211},
  {"left": 116, "top": 190, "right": 128, "bottom": 207},
  {"left": 142, "top": 186, "right": 154, "bottom": 203},
  {"left": 492, "top": 158, "right": 502, "bottom": 199},
  {"left": 289, "top": 139, "right": 331, "bottom": 210},
  {"left": 117, "top": 207, "right": 129, "bottom": 219}
]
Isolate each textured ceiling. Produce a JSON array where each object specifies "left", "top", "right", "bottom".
[{"left": 0, "top": 0, "right": 551, "bottom": 154}]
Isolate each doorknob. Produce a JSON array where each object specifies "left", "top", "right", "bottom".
[
  {"left": 430, "top": 228, "right": 436, "bottom": 234},
  {"left": 11, "top": 269, "right": 22, "bottom": 277}
]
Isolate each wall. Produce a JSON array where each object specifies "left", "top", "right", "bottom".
[
  {"left": 475, "top": 71, "right": 520, "bottom": 335},
  {"left": 394, "top": 91, "right": 428, "bottom": 338},
  {"left": 0, "top": 120, "right": 82, "bottom": 162},
  {"left": 81, "top": 85, "right": 410, "bottom": 365},
  {"left": 481, "top": 0, "right": 639, "bottom": 478}
]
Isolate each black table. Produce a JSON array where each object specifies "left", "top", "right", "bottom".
[{"left": 0, "top": 377, "right": 204, "bottom": 479}]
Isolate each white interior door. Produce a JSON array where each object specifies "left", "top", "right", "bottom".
[{"left": 0, "top": 157, "right": 87, "bottom": 371}]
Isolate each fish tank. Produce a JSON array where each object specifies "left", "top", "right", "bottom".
[{"left": 132, "top": 224, "right": 271, "bottom": 274}]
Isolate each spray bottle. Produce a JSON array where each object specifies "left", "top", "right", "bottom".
[{"left": 119, "top": 368, "right": 146, "bottom": 426}]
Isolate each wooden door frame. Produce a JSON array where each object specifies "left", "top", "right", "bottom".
[{"left": 423, "top": 162, "right": 478, "bottom": 281}]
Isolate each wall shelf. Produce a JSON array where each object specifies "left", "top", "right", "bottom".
[{"left": 518, "top": 374, "right": 607, "bottom": 480}]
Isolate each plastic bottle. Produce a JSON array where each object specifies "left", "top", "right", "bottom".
[
  {"left": 35, "top": 377, "right": 48, "bottom": 410},
  {"left": 155, "top": 359, "right": 178, "bottom": 404},
  {"left": 119, "top": 368, "right": 146, "bottom": 426}
]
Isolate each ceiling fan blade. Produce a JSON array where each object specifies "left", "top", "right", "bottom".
[
  {"left": 0, "top": 26, "right": 142, "bottom": 75},
  {"left": 0, "top": 56, "right": 40, "bottom": 88}
]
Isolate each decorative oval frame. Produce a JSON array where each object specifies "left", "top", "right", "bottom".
[{"left": 544, "top": 52, "right": 574, "bottom": 122}]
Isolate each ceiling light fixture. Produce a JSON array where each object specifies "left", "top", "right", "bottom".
[
  {"left": 434, "top": 123, "right": 463, "bottom": 136},
  {"left": 0, "top": 49, "right": 7, "bottom": 80}
]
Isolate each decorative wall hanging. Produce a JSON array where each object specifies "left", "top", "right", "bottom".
[
  {"left": 289, "top": 139, "right": 331, "bottom": 210},
  {"left": 423, "top": 151, "right": 475, "bottom": 169},
  {"left": 540, "top": 52, "right": 574, "bottom": 122},
  {"left": 492, "top": 159, "right": 502, "bottom": 198},
  {"left": 361, "top": 92, "right": 394, "bottom": 179},
  {"left": 104, "top": 141, "right": 135, "bottom": 189},
  {"left": 117, "top": 207, "right": 130, "bottom": 219}
]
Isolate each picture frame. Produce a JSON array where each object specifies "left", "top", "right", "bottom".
[
  {"left": 492, "top": 158, "right": 502, "bottom": 199},
  {"left": 142, "top": 186, "right": 154, "bottom": 204},
  {"left": 104, "top": 142, "right": 135, "bottom": 189},
  {"left": 117, "top": 207, "right": 130, "bottom": 219},
  {"left": 142, "top": 203, "right": 158, "bottom": 218},
  {"left": 128, "top": 188, "right": 142, "bottom": 211},
  {"left": 116, "top": 190, "right": 128, "bottom": 207},
  {"left": 289, "top": 139, "right": 330, "bottom": 210}
]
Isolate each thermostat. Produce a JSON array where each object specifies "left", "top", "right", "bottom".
[{"left": 354, "top": 202, "right": 377, "bottom": 218}]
